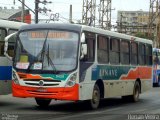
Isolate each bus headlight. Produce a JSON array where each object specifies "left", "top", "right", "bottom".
[
  {"left": 66, "top": 72, "right": 77, "bottom": 87},
  {"left": 12, "top": 70, "right": 19, "bottom": 84}
]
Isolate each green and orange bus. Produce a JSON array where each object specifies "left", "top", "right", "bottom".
[{"left": 8, "top": 23, "right": 152, "bottom": 109}]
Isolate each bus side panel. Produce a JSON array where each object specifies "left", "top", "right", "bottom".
[
  {"left": 141, "top": 80, "right": 152, "bottom": 93},
  {"left": 104, "top": 80, "right": 135, "bottom": 98},
  {"left": 0, "top": 57, "right": 12, "bottom": 95},
  {"left": 79, "top": 64, "right": 95, "bottom": 100},
  {"left": 0, "top": 57, "right": 12, "bottom": 80},
  {"left": 0, "top": 81, "right": 12, "bottom": 95}
]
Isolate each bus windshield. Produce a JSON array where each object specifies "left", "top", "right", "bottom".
[{"left": 14, "top": 30, "right": 79, "bottom": 72}]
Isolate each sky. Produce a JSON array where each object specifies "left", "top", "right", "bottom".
[{"left": 0, "top": 0, "right": 150, "bottom": 24}]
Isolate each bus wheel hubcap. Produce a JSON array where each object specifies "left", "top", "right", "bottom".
[{"left": 93, "top": 90, "right": 99, "bottom": 104}]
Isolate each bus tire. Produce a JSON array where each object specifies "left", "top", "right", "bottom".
[
  {"left": 130, "top": 81, "right": 140, "bottom": 102},
  {"left": 122, "top": 81, "right": 140, "bottom": 102},
  {"left": 35, "top": 98, "right": 51, "bottom": 107},
  {"left": 89, "top": 84, "right": 100, "bottom": 109},
  {"left": 158, "top": 76, "right": 160, "bottom": 87}
]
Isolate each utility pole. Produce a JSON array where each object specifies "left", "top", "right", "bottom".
[
  {"left": 35, "top": 0, "right": 39, "bottom": 24},
  {"left": 99, "top": 0, "right": 112, "bottom": 30},
  {"left": 82, "top": 0, "right": 96, "bottom": 26},
  {"left": 148, "top": 0, "right": 157, "bottom": 46},
  {"left": 156, "top": 0, "right": 160, "bottom": 48},
  {"left": 35, "top": 0, "right": 52, "bottom": 24},
  {"left": 69, "top": 4, "right": 73, "bottom": 23},
  {"left": 120, "top": 13, "right": 123, "bottom": 33},
  {"left": 21, "top": 0, "right": 25, "bottom": 22}
]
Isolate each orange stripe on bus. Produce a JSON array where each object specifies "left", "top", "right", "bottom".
[{"left": 121, "top": 67, "right": 152, "bottom": 80}]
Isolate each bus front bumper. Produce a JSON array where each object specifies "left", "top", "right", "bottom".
[{"left": 12, "top": 82, "right": 79, "bottom": 101}]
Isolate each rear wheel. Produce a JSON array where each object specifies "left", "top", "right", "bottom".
[
  {"left": 158, "top": 76, "right": 160, "bottom": 87},
  {"left": 89, "top": 84, "right": 100, "bottom": 109},
  {"left": 122, "top": 81, "right": 140, "bottom": 102},
  {"left": 129, "top": 81, "right": 140, "bottom": 102},
  {"left": 35, "top": 98, "right": 51, "bottom": 107}
]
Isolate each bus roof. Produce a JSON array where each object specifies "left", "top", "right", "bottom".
[
  {"left": 0, "top": 19, "right": 27, "bottom": 29},
  {"left": 81, "top": 25, "right": 152, "bottom": 45},
  {"left": 19, "top": 23, "right": 152, "bottom": 45}
]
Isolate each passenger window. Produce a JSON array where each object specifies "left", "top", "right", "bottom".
[
  {"left": 121, "top": 40, "right": 130, "bottom": 64},
  {"left": 139, "top": 43, "right": 145, "bottom": 65},
  {"left": 131, "top": 42, "right": 138, "bottom": 65},
  {"left": 146, "top": 45, "right": 152, "bottom": 65},
  {"left": 0, "top": 28, "right": 7, "bottom": 56},
  {"left": 97, "top": 35, "right": 109, "bottom": 63},
  {"left": 84, "top": 32, "right": 95, "bottom": 62},
  {"left": 110, "top": 38, "right": 120, "bottom": 64}
]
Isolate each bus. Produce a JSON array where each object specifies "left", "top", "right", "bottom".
[
  {"left": 153, "top": 48, "right": 160, "bottom": 87},
  {"left": 0, "top": 19, "right": 26, "bottom": 95},
  {"left": 9, "top": 23, "right": 152, "bottom": 109}
]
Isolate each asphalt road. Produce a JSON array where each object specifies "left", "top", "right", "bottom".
[{"left": 0, "top": 88, "right": 160, "bottom": 120}]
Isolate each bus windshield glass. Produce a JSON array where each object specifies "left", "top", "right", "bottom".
[{"left": 14, "top": 30, "right": 79, "bottom": 72}]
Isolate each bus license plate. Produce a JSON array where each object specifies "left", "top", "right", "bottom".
[{"left": 36, "top": 88, "right": 47, "bottom": 92}]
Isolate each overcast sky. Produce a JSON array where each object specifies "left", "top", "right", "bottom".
[{"left": 0, "top": 0, "right": 150, "bottom": 23}]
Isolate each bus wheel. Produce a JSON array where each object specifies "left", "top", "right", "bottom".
[
  {"left": 158, "top": 76, "right": 160, "bottom": 87},
  {"left": 131, "top": 81, "right": 140, "bottom": 102},
  {"left": 122, "top": 81, "right": 140, "bottom": 102},
  {"left": 89, "top": 84, "right": 100, "bottom": 109},
  {"left": 35, "top": 98, "right": 51, "bottom": 107}
]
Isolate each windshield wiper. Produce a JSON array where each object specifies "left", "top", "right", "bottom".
[
  {"left": 41, "top": 31, "right": 49, "bottom": 69},
  {"left": 36, "top": 31, "right": 58, "bottom": 73},
  {"left": 46, "top": 44, "right": 58, "bottom": 73}
]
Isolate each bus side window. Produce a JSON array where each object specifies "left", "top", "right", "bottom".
[
  {"left": 97, "top": 35, "right": 109, "bottom": 63},
  {"left": 146, "top": 45, "right": 152, "bottom": 65},
  {"left": 110, "top": 38, "right": 120, "bottom": 64},
  {"left": 131, "top": 42, "right": 138, "bottom": 65},
  {"left": 121, "top": 40, "right": 130, "bottom": 65},
  {"left": 84, "top": 32, "right": 95, "bottom": 62},
  {"left": 139, "top": 43, "right": 145, "bottom": 65},
  {"left": 7, "top": 33, "right": 16, "bottom": 57},
  {"left": 0, "top": 28, "right": 7, "bottom": 56}
]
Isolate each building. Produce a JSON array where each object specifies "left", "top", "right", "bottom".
[
  {"left": 117, "top": 10, "right": 150, "bottom": 36},
  {"left": 0, "top": 7, "right": 31, "bottom": 24}
]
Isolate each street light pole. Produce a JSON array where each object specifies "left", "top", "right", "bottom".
[
  {"left": 21, "top": 0, "right": 25, "bottom": 22},
  {"left": 35, "top": 0, "right": 39, "bottom": 24}
]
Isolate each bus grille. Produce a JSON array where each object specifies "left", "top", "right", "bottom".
[{"left": 23, "top": 79, "right": 61, "bottom": 87}]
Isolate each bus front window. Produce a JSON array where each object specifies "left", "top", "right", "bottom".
[{"left": 14, "top": 30, "right": 79, "bottom": 72}]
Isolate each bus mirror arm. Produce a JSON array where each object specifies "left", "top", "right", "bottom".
[
  {"left": 4, "top": 52, "right": 12, "bottom": 61},
  {"left": 80, "top": 44, "right": 87, "bottom": 59},
  {"left": 4, "top": 42, "right": 13, "bottom": 61},
  {"left": 4, "top": 32, "right": 16, "bottom": 61}
]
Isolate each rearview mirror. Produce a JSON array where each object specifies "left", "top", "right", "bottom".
[
  {"left": 80, "top": 43, "right": 87, "bottom": 59},
  {"left": 81, "top": 33, "right": 85, "bottom": 43}
]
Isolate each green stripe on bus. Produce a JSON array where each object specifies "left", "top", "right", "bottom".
[{"left": 92, "top": 65, "right": 135, "bottom": 80}]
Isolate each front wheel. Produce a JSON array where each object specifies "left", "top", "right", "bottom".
[
  {"left": 35, "top": 98, "right": 51, "bottom": 107},
  {"left": 88, "top": 84, "right": 100, "bottom": 109}
]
